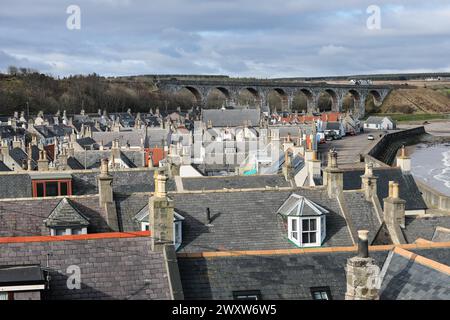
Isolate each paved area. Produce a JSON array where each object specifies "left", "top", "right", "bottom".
[
  {"left": 318, "top": 130, "right": 387, "bottom": 168},
  {"left": 398, "top": 120, "right": 450, "bottom": 137}
]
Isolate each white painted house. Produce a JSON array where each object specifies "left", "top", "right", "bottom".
[{"left": 364, "top": 116, "right": 396, "bottom": 130}]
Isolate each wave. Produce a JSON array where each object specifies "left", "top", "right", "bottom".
[{"left": 433, "top": 150, "right": 450, "bottom": 189}]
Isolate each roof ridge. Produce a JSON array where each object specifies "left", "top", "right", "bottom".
[
  {"left": 0, "top": 231, "right": 150, "bottom": 244},
  {"left": 177, "top": 242, "right": 450, "bottom": 259},
  {"left": 393, "top": 246, "right": 450, "bottom": 276}
]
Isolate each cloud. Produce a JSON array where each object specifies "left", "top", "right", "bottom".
[
  {"left": 318, "top": 45, "right": 350, "bottom": 56},
  {"left": 0, "top": 0, "right": 449, "bottom": 77}
]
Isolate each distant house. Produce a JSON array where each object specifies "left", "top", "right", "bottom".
[
  {"left": 364, "top": 116, "right": 396, "bottom": 130},
  {"left": 323, "top": 121, "right": 345, "bottom": 137}
]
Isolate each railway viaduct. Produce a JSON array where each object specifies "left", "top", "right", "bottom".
[{"left": 157, "top": 79, "right": 396, "bottom": 118}]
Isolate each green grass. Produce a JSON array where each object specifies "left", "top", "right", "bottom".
[{"left": 364, "top": 113, "right": 450, "bottom": 122}]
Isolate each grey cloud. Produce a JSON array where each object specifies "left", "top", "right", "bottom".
[{"left": 0, "top": 0, "right": 449, "bottom": 76}]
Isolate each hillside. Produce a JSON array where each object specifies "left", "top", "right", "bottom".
[{"left": 377, "top": 87, "right": 450, "bottom": 114}]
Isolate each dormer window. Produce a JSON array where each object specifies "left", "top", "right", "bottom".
[
  {"left": 135, "top": 206, "right": 184, "bottom": 251},
  {"left": 31, "top": 173, "right": 72, "bottom": 198},
  {"left": 44, "top": 198, "right": 90, "bottom": 236},
  {"left": 277, "top": 194, "right": 327, "bottom": 248}
]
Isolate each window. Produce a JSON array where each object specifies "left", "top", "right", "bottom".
[
  {"left": 0, "top": 292, "right": 9, "bottom": 300},
  {"left": 290, "top": 218, "right": 298, "bottom": 240},
  {"left": 302, "top": 219, "right": 317, "bottom": 244},
  {"left": 174, "top": 221, "right": 182, "bottom": 250},
  {"left": 287, "top": 216, "right": 322, "bottom": 248},
  {"left": 72, "top": 228, "right": 83, "bottom": 235},
  {"left": 32, "top": 180, "right": 72, "bottom": 198},
  {"left": 310, "top": 287, "right": 332, "bottom": 300},
  {"left": 60, "top": 182, "right": 68, "bottom": 196},
  {"left": 233, "top": 290, "right": 262, "bottom": 301},
  {"left": 141, "top": 222, "right": 150, "bottom": 231},
  {"left": 55, "top": 229, "right": 67, "bottom": 236},
  {"left": 51, "top": 227, "right": 87, "bottom": 236},
  {"left": 36, "top": 183, "right": 44, "bottom": 197},
  {"left": 46, "top": 182, "right": 58, "bottom": 197}
]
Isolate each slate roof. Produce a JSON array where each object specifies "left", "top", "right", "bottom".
[
  {"left": 0, "top": 195, "right": 110, "bottom": 237},
  {"left": 181, "top": 175, "right": 290, "bottom": 191},
  {"left": 77, "top": 137, "right": 97, "bottom": 148},
  {"left": 173, "top": 188, "right": 353, "bottom": 253},
  {"left": 92, "top": 130, "right": 145, "bottom": 147},
  {"left": 73, "top": 150, "right": 145, "bottom": 169},
  {"left": 112, "top": 187, "right": 353, "bottom": 252},
  {"left": 342, "top": 167, "right": 427, "bottom": 211},
  {"left": 67, "top": 156, "right": 85, "bottom": 170},
  {"left": 9, "top": 147, "right": 32, "bottom": 168},
  {"left": 178, "top": 250, "right": 389, "bottom": 300},
  {"left": 366, "top": 116, "right": 395, "bottom": 125},
  {"left": 403, "top": 216, "right": 450, "bottom": 243},
  {"left": 0, "top": 160, "right": 11, "bottom": 171},
  {"left": 0, "top": 265, "right": 46, "bottom": 286},
  {"left": 379, "top": 249, "right": 450, "bottom": 300},
  {"left": 71, "top": 169, "right": 176, "bottom": 196},
  {"left": 342, "top": 191, "right": 381, "bottom": 245},
  {"left": 432, "top": 227, "right": 450, "bottom": 242},
  {"left": 0, "top": 235, "right": 172, "bottom": 299},
  {"left": 202, "top": 109, "right": 261, "bottom": 127},
  {"left": 0, "top": 174, "right": 32, "bottom": 199},
  {"left": 44, "top": 198, "right": 90, "bottom": 228},
  {"left": 179, "top": 246, "right": 450, "bottom": 300}
]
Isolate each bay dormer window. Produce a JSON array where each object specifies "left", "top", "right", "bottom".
[{"left": 278, "top": 194, "right": 327, "bottom": 248}]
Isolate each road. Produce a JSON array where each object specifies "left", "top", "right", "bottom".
[{"left": 318, "top": 130, "right": 387, "bottom": 168}]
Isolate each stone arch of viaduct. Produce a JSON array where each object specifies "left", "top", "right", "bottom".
[{"left": 158, "top": 80, "right": 393, "bottom": 119}]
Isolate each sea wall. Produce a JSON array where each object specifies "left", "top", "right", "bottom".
[{"left": 367, "top": 126, "right": 426, "bottom": 165}]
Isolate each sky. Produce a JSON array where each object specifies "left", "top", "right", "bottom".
[{"left": 1, "top": 0, "right": 450, "bottom": 78}]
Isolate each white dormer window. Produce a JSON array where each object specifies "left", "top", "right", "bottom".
[{"left": 278, "top": 194, "right": 328, "bottom": 248}]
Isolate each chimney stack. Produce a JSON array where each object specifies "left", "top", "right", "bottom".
[
  {"left": 383, "top": 181, "right": 406, "bottom": 229},
  {"left": 345, "top": 230, "right": 380, "bottom": 300},
  {"left": 149, "top": 170, "right": 175, "bottom": 252},
  {"left": 323, "top": 149, "right": 343, "bottom": 198},
  {"left": 396, "top": 145, "right": 411, "bottom": 173},
  {"left": 111, "top": 139, "right": 121, "bottom": 160},
  {"left": 0, "top": 140, "right": 9, "bottom": 158},
  {"left": 37, "top": 149, "right": 49, "bottom": 171},
  {"left": 282, "top": 150, "right": 292, "bottom": 181},
  {"left": 97, "top": 158, "right": 119, "bottom": 230},
  {"left": 305, "top": 150, "right": 321, "bottom": 186},
  {"left": 12, "top": 136, "right": 21, "bottom": 149},
  {"left": 361, "top": 161, "right": 378, "bottom": 201},
  {"left": 58, "top": 148, "right": 68, "bottom": 169}
]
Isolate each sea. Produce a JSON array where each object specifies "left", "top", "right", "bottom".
[{"left": 411, "top": 143, "right": 450, "bottom": 196}]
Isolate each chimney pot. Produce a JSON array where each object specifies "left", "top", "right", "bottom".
[
  {"left": 388, "top": 181, "right": 394, "bottom": 198},
  {"left": 100, "top": 158, "right": 109, "bottom": 175},
  {"left": 357, "top": 230, "right": 369, "bottom": 258},
  {"left": 206, "top": 207, "right": 212, "bottom": 225},
  {"left": 392, "top": 182, "right": 400, "bottom": 199}
]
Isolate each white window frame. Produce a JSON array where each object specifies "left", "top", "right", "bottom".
[
  {"left": 50, "top": 227, "right": 87, "bottom": 236},
  {"left": 287, "top": 216, "right": 322, "bottom": 247},
  {"left": 141, "top": 222, "right": 150, "bottom": 231}
]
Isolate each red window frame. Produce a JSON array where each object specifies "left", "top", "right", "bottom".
[{"left": 32, "top": 179, "right": 73, "bottom": 198}]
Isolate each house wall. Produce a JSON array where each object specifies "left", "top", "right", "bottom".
[{"left": 415, "top": 179, "right": 450, "bottom": 212}]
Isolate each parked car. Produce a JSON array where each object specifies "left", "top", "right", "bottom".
[{"left": 367, "top": 134, "right": 374, "bottom": 141}]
